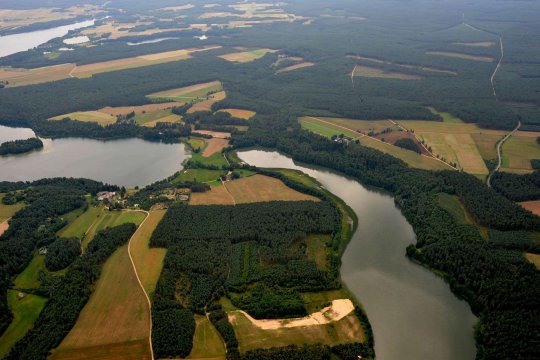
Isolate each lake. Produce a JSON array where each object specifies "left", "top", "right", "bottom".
[
  {"left": 0, "top": 126, "right": 190, "bottom": 187},
  {"left": 0, "top": 19, "right": 95, "bottom": 58},
  {"left": 237, "top": 149, "right": 477, "bottom": 360}
]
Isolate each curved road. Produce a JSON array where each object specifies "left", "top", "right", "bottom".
[{"left": 487, "top": 121, "right": 521, "bottom": 187}]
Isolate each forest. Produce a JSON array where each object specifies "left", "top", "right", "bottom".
[
  {"left": 0, "top": 137, "right": 43, "bottom": 156},
  {"left": 491, "top": 170, "right": 540, "bottom": 201}
]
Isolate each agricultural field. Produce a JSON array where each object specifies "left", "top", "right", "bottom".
[
  {"left": 299, "top": 116, "right": 360, "bottom": 139},
  {"left": 0, "top": 193, "right": 25, "bottom": 222},
  {"left": 187, "top": 137, "right": 207, "bottom": 152},
  {"left": 501, "top": 132, "right": 540, "bottom": 173},
  {"left": 525, "top": 253, "right": 540, "bottom": 270},
  {"left": 130, "top": 210, "right": 167, "bottom": 296},
  {"left": 147, "top": 80, "right": 222, "bottom": 102},
  {"left": 49, "top": 111, "right": 116, "bottom": 126},
  {"left": 276, "top": 62, "right": 315, "bottom": 74},
  {"left": 348, "top": 55, "right": 457, "bottom": 76},
  {"left": 352, "top": 65, "right": 422, "bottom": 80},
  {"left": 190, "top": 151, "right": 230, "bottom": 168},
  {"left": 203, "top": 138, "right": 229, "bottom": 157},
  {"left": 426, "top": 51, "right": 494, "bottom": 62},
  {"left": 57, "top": 205, "right": 104, "bottom": 239},
  {"left": 99, "top": 102, "right": 184, "bottom": 116},
  {"left": 187, "top": 90, "right": 227, "bottom": 113},
  {"left": 453, "top": 41, "right": 496, "bottom": 47},
  {"left": 194, "top": 130, "right": 231, "bottom": 139},
  {"left": 51, "top": 243, "right": 151, "bottom": 359},
  {"left": 133, "top": 109, "right": 182, "bottom": 127},
  {"left": 518, "top": 200, "right": 540, "bottom": 217},
  {"left": 0, "top": 291, "right": 47, "bottom": 359},
  {"left": 190, "top": 185, "right": 235, "bottom": 205},
  {"left": 0, "top": 46, "right": 221, "bottom": 87},
  {"left": 82, "top": 210, "right": 146, "bottom": 249},
  {"left": 219, "top": 48, "right": 277, "bottom": 63},
  {"left": 187, "top": 315, "right": 226, "bottom": 359},
  {"left": 225, "top": 174, "right": 319, "bottom": 204},
  {"left": 174, "top": 168, "right": 225, "bottom": 184},
  {"left": 218, "top": 109, "right": 256, "bottom": 120}
]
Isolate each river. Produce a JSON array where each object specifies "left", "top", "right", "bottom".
[
  {"left": 0, "top": 125, "right": 189, "bottom": 187},
  {"left": 237, "top": 149, "right": 477, "bottom": 360},
  {"left": 0, "top": 19, "right": 95, "bottom": 58}
]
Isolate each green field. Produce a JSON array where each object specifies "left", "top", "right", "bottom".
[
  {"left": 190, "top": 152, "right": 229, "bottom": 168},
  {"left": 0, "top": 194, "right": 25, "bottom": 222},
  {"left": 173, "top": 168, "right": 225, "bottom": 184},
  {"left": 305, "top": 234, "right": 331, "bottom": 272},
  {"left": 428, "top": 107, "right": 463, "bottom": 123},
  {"left": 133, "top": 109, "right": 176, "bottom": 125},
  {"left": 437, "top": 193, "right": 472, "bottom": 225},
  {"left": 0, "top": 291, "right": 47, "bottom": 358},
  {"left": 14, "top": 255, "right": 46, "bottom": 290},
  {"left": 501, "top": 135, "right": 540, "bottom": 173},
  {"left": 299, "top": 117, "right": 359, "bottom": 139},
  {"left": 188, "top": 315, "right": 226, "bottom": 359},
  {"left": 58, "top": 204, "right": 104, "bottom": 239},
  {"left": 83, "top": 210, "right": 146, "bottom": 249},
  {"left": 147, "top": 81, "right": 222, "bottom": 102},
  {"left": 187, "top": 137, "right": 207, "bottom": 152}
]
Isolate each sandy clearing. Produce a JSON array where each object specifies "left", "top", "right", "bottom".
[
  {"left": 203, "top": 138, "right": 229, "bottom": 157},
  {"left": 525, "top": 253, "right": 540, "bottom": 270},
  {"left": 229, "top": 299, "right": 354, "bottom": 330},
  {"left": 0, "top": 220, "right": 9, "bottom": 237},
  {"left": 217, "top": 109, "right": 256, "bottom": 120}
]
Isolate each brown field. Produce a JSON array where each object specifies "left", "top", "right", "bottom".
[
  {"left": 187, "top": 91, "right": 227, "bottom": 113},
  {"left": 276, "top": 62, "right": 315, "bottom": 74},
  {"left": 471, "top": 133, "right": 503, "bottom": 160},
  {"left": 453, "top": 41, "right": 496, "bottom": 47},
  {"left": 52, "top": 245, "right": 151, "bottom": 359},
  {"left": 519, "top": 200, "right": 540, "bottom": 217},
  {"left": 219, "top": 48, "right": 277, "bottom": 63},
  {"left": 225, "top": 175, "right": 319, "bottom": 204},
  {"left": 190, "top": 185, "right": 235, "bottom": 205},
  {"left": 426, "top": 51, "right": 494, "bottom": 62},
  {"left": 99, "top": 102, "right": 184, "bottom": 116},
  {"left": 347, "top": 55, "right": 457, "bottom": 75},
  {"left": 203, "top": 138, "right": 230, "bottom": 157},
  {"left": 525, "top": 253, "right": 540, "bottom": 270},
  {"left": 82, "top": 20, "right": 188, "bottom": 40},
  {"left": 0, "top": 220, "right": 8, "bottom": 237},
  {"left": 217, "top": 109, "right": 256, "bottom": 120},
  {"left": 130, "top": 211, "right": 167, "bottom": 296},
  {"left": 0, "top": 47, "right": 221, "bottom": 87},
  {"left": 194, "top": 130, "right": 231, "bottom": 139},
  {"left": 50, "top": 340, "right": 150, "bottom": 360},
  {"left": 141, "top": 114, "right": 183, "bottom": 127},
  {"left": 49, "top": 111, "right": 117, "bottom": 126},
  {"left": 352, "top": 65, "right": 422, "bottom": 80}
]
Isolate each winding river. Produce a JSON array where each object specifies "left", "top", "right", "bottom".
[
  {"left": 0, "top": 125, "right": 189, "bottom": 187},
  {"left": 237, "top": 149, "right": 477, "bottom": 360}
]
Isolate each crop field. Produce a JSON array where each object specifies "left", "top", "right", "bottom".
[
  {"left": 219, "top": 48, "right": 277, "bottom": 63},
  {"left": 426, "top": 51, "right": 494, "bottom": 62},
  {"left": 141, "top": 114, "right": 182, "bottom": 127},
  {"left": 194, "top": 130, "right": 231, "bottom": 139},
  {"left": 525, "top": 253, "right": 540, "bottom": 270},
  {"left": 501, "top": 133, "right": 540, "bottom": 173},
  {"left": 0, "top": 47, "right": 221, "bottom": 87},
  {"left": 187, "top": 315, "right": 226, "bottom": 359},
  {"left": 82, "top": 210, "right": 146, "bottom": 249},
  {"left": 147, "top": 80, "right": 222, "bottom": 102},
  {"left": 317, "top": 117, "right": 400, "bottom": 133},
  {"left": 52, "top": 244, "right": 151, "bottom": 359},
  {"left": 428, "top": 107, "right": 463, "bottom": 123},
  {"left": 453, "top": 41, "right": 496, "bottom": 47},
  {"left": 58, "top": 205, "right": 104, "bottom": 239},
  {"left": 187, "top": 91, "right": 227, "bottom": 113},
  {"left": 225, "top": 174, "right": 319, "bottom": 204},
  {"left": 276, "top": 62, "right": 315, "bottom": 74},
  {"left": 190, "top": 152, "right": 229, "bottom": 167},
  {"left": 217, "top": 109, "right": 256, "bottom": 119},
  {"left": 518, "top": 200, "right": 540, "bottom": 217},
  {"left": 99, "top": 102, "right": 184, "bottom": 116},
  {"left": 0, "top": 5, "right": 100, "bottom": 31},
  {"left": 190, "top": 185, "right": 235, "bottom": 205},
  {"left": 203, "top": 138, "right": 229, "bottom": 157},
  {"left": 50, "top": 111, "right": 116, "bottom": 126},
  {"left": 352, "top": 65, "right": 422, "bottom": 80},
  {"left": 174, "top": 168, "right": 225, "bottom": 183},
  {"left": 133, "top": 109, "right": 182, "bottom": 126},
  {"left": 130, "top": 210, "right": 166, "bottom": 296},
  {"left": 0, "top": 194, "right": 25, "bottom": 222},
  {"left": 471, "top": 133, "right": 502, "bottom": 160},
  {"left": 299, "top": 117, "right": 360, "bottom": 139},
  {"left": 0, "top": 291, "right": 47, "bottom": 358}
]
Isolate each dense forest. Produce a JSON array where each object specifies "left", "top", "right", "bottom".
[
  {"left": 0, "top": 137, "right": 43, "bottom": 156},
  {"left": 231, "top": 112, "right": 540, "bottom": 360},
  {"left": 491, "top": 170, "right": 540, "bottom": 201}
]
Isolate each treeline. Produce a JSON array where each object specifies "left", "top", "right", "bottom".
[
  {"left": 5, "top": 224, "right": 137, "bottom": 359},
  {"left": 0, "top": 137, "right": 43, "bottom": 156},
  {"left": 491, "top": 170, "right": 540, "bottom": 201},
  {"left": 0, "top": 178, "right": 118, "bottom": 335},
  {"left": 394, "top": 138, "right": 420, "bottom": 153},
  {"left": 44, "top": 237, "right": 81, "bottom": 271},
  {"left": 232, "top": 111, "right": 540, "bottom": 359}
]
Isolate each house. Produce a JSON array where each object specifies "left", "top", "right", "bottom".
[{"left": 97, "top": 191, "right": 116, "bottom": 202}]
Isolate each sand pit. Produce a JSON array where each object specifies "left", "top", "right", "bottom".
[{"left": 229, "top": 299, "right": 354, "bottom": 330}]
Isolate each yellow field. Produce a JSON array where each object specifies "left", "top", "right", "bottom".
[
  {"left": 130, "top": 210, "right": 167, "bottom": 296},
  {"left": 190, "top": 185, "right": 236, "bottom": 205},
  {"left": 187, "top": 315, "right": 226, "bottom": 359},
  {"left": 219, "top": 48, "right": 277, "bottom": 63},
  {"left": 148, "top": 80, "right": 222, "bottom": 102},
  {"left": 352, "top": 65, "right": 422, "bottom": 80},
  {"left": 50, "top": 111, "right": 117, "bottom": 126},
  {"left": 0, "top": 46, "right": 221, "bottom": 87},
  {"left": 501, "top": 132, "right": 540, "bottom": 173},
  {"left": 426, "top": 51, "right": 494, "bottom": 62},
  {"left": 51, "top": 244, "right": 151, "bottom": 359},
  {"left": 0, "top": 5, "right": 99, "bottom": 32},
  {"left": 141, "top": 114, "right": 183, "bottom": 127},
  {"left": 218, "top": 108, "right": 256, "bottom": 120},
  {"left": 187, "top": 91, "right": 227, "bottom": 113},
  {"left": 525, "top": 253, "right": 540, "bottom": 270},
  {"left": 276, "top": 62, "right": 315, "bottom": 74}
]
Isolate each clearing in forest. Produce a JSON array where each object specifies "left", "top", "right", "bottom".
[
  {"left": 174, "top": 168, "right": 225, "bottom": 184},
  {"left": 501, "top": 131, "right": 540, "bottom": 173},
  {"left": 426, "top": 51, "right": 494, "bottom": 62},
  {"left": 525, "top": 253, "right": 540, "bottom": 270},
  {"left": 453, "top": 41, "right": 495, "bottom": 47},
  {"left": 219, "top": 48, "right": 277, "bottom": 63},
  {"left": 276, "top": 62, "right": 315, "bottom": 74},
  {"left": 0, "top": 194, "right": 25, "bottom": 222},
  {"left": 194, "top": 130, "right": 231, "bottom": 139},
  {"left": 519, "top": 200, "right": 540, "bottom": 217},
  {"left": 348, "top": 55, "right": 457, "bottom": 75},
  {"left": 147, "top": 80, "right": 222, "bottom": 102},
  {"left": 225, "top": 174, "right": 319, "bottom": 204},
  {"left": 203, "top": 138, "right": 230, "bottom": 157},
  {"left": 352, "top": 65, "right": 422, "bottom": 80},
  {"left": 187, "top": 315, "right": 227, "bottom": 359},
  {"left": 50, "top": 244, "right": 151, "bottom": 360},
  {"left": 217, "top": 108, "right": 256, "bottom": 119},
  {"left": 49, "top": 111, "right": 116, "bottom": 126},
  {"left": 299, "top": 116, "right": 360, "bottom": 139},
  {"left": 99, "top": 102, "right": 184, "bottom": 116},
  {"left": 187, "top": 91, "right": 227, "bottom": 113},
  {"left": 82, "top": 210, "right": 146, "bottom": 249}
]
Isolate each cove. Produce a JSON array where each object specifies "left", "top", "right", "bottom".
[{"left": 237, "top": 149, "right": 477, "bottom": 360}]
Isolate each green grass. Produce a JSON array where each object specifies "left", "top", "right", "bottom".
[
  {"left": 188, "top": 315, "right": 226, "bottom": 358},
  {"left": 14, "top": 255, "right": 46, "bottom": 290},
  {"left": 501, "top": 135, "right": 540, "bottom": 172},
  {"left": 437, "top": 193, "right": 471, "bottom": 225},
  {"left": 0, "top": 291, "right": 47, "bottom": 358},
  {"left": 0, "top": 194, "right": 25, "bottom": 222},
  {"left": 299, "top": 118, "right": 359, "bottom": 139},
  {"left": 187, "top": 138, "right": 207, "bottom": 152},
  {"left": 233, "top": 169, "right": 257, "bottom": 177},
  {"left": 133, "top": 109, "right": 173, "bottom": 125},
  {"left": 58, "top": 204, "right": 104, "bottom": 239},
  {"left": 190, "top": 152, "right": 229, "bottom": 167},
  {"left": 147, "top": 82, "right": 222, "bottom": 102},
  {"left": 83, "top": 210, "right": 146, "bottom": 249},
  {"left": 428, "top": 107, "right": 463, "bottom": 123},
  {"left": 305, "top": 234, "right": 331, "bottom": 271},
  {"left": 173, "top": 168, "right": 225, "bottom": 183}
]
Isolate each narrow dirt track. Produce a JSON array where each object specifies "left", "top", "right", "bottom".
[{"left": 487, "top": 121, "right": 521, "bottom": 187}]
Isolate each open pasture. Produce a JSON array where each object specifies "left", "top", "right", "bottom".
[
  {"left": 99, "top": 102, "right": 184, "bottom": 116},
  {"left": 501, "top": 133, "right": 540, "bottom": 173},
  {"left": 175, "top": 168, "right": 225, "bottom": 183},
  {"left": 188, "top": 137, "right": 207, "bottom": 152},
  {"left": 187, "top": 315, "right": 226, "bottom": 359},
  {"left": 147, "top": 80, "right": 222, "bottom": 102},
  {"left": 0, "top": 194, "right": 25, "bottom": 222},
  {"left": 352, "top": 65, "right": 422, "bottom": 80},
  {"left": 299, "top": 116, "right": 360, "bottom": 139},
  {"left": 50, "top": 111, "right": 116, "bottom": 126},
  {"left": 217, "top": 108, "right": 256, "bottom": 120},
  {"left": 82, "top": 210, "right": 146, "bottom": 249},
  {"left": 316, "top": 117, "right": 400, "bottom": 133},
  {"left": 426, "top": 51, "right": 494, "bottom": 62},
  {"left": 51, "top": 244, "right": 151, "bottom": 359},
  {"left": 219, "top": 48, "right": 277, "bottom": 63},
  {"left": 225, "top": 174, "right": 319, "bottom": 204}
]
